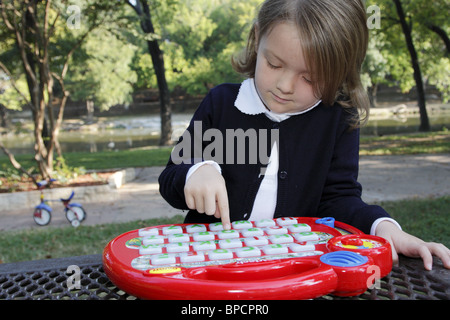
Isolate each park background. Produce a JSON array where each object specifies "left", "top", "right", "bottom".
[{"left": 0, "top": 0, "right": 448, "bottom": 263}]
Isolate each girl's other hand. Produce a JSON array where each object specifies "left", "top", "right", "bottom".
[{"left": 376, "top": 220, "right": 450, "bottom": 270}]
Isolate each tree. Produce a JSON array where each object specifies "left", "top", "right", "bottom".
[
  {"left": 362, "top": 34, "right": 389, "bottom": 108},
  {"left": 0, "top": 0, "right": 121, "bottom": 180},
  {"left": 66, "top": 27, "right": 138, "bottom": 121},
  {"left": 363, "top": 0, "right": 449, "bottom": 131},
  {"left": 126, "top": 0, "right": 172, "bottom": 146},
  {"left": 392, "top": 0, "right": 429, "bottom": 131}
]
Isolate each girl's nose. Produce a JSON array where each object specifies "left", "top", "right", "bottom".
[{"left": 276, "top": 72, "right": 295, "bottom": 95}]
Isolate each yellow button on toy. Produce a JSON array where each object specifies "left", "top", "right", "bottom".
[{"left": 147, "top": 267, "right": 182, "bottom": 275}]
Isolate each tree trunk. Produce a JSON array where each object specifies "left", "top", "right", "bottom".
[
  {"left": 86, "top": 100, "right": 95, "bottom": 124},
  {"left": 393, "top": 0, "right": 430, "bottom": 131},
  {"left": 131, "top": 0, "right": 173, "bottom": 146},
  {"left": 368, "top": 83, "right": 378, "bottom": 108},
  {"left": 427, "top": 24, "right": 450, "bottom": 56}
]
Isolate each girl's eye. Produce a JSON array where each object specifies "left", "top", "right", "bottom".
[
  {"left": 303, "top": 76, "right": 312, "bottom": 84},
  {"left": 266, "top": 60, "right": 281, "bottom": 69}
]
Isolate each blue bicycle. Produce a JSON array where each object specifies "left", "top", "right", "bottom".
[{"left": 32, "top": 180, "right": 87, "bottom": 227}]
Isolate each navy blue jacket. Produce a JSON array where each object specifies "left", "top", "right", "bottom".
[{"left": 158, "top": 83, "right": 390, "bottom": 234}]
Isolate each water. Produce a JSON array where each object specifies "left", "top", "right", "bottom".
[
  {"left": 361, "top": 114, "right": 450, "bottom": 136},
  {"left": 0, "top": 114, "right": 191, "bottom": 156},
  {"left": 1, "top": 112, "right": 449, "bottom": 156}
]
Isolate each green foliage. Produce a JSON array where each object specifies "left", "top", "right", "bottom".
[
  {"left": 52, "top": 157, "right": 86, "bottom": 184},
  {"left": 1, "top": 0, "right": 449, "bottom": 110},
  {"left": 365, "top": 0, "right": 449, "bottom": 101},
  {"left": 131, "top": 0, "right": 260, "bottom": 95},
  {"left": 66, "top": 28, "right": 138, "bottom": 110}
]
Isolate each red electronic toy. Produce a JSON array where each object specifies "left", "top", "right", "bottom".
[{"left": 103, "top": 217, "right": 392, "bottom": 300}]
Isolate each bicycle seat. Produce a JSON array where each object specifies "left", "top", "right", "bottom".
[
  {"left": 61, "top": 191, "right": 75, "bottom": 202},
  {"left": 37, "top": 179, "right": 57, "bottom": 188}
]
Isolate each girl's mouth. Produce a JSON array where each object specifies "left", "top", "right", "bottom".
[{"left": 271, "top": 92, "right": 291, "bottom": 104}]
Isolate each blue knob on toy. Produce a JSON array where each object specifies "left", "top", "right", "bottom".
[
  {"left": 316, "top": 217, "right": 335, "bottom": 228},
  {"left": 320, "top": 251, "right": 368, "bottom": 267}
]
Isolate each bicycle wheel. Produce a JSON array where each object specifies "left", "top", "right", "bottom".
[
  {"left": 33, "top": 208, "right": 51, "bottom": 226},
  {"left": 65, "top": 206, "right": 86, "bottom": 226}
]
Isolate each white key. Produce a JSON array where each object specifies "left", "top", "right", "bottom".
[
  {"left": 269, "top": 234, "right": 294, "bottom": 244},
  {"left": 289, "top": 243, "right": 315, "bottom": 252},
  {"left": 232, "top": 220, "right": 253, "bottom": 229},
  {"left": 276, "top": 217, "right": 298, "bottom": 226},
  {"left": 241, "top": 228, "right": 264, "bottom": 237},
  {"left": 193, "top": 232, "right": 215, "bottom": 241},
  {"left": 235, "top": 246, "right": 262, "bottom": 258},
  {"left": 162, "top": 225, "right": 183, "bottom": 235},
  {"left": 288, "top": 223, "right": 311, "bottom": 233},
  {"left": 208, "top": 249, "right": 234, "bottom": 260},
  {"left": 262, "top": 244, "right": 288, "bottom": 255},
  {"left": 244, "top": 236, "right": 269, "bottom": 247},
  {"left": 139, "top": 244, "right": 163, "bottom": 255},
  {"left": 217, "top": 229, "right": 240, "bottom": 239},
  {"left": 255, "top": 219, "right": 276, "bottom": 228},
  {"left": 265, "top": 226, "right": 287, "bottom": 235},
  {"left": 292, "top": 232, "right": 319, "bottom": 242},
  {"left": 185, "top": 224, "right": 207, "bottom": 233},
  {"left": 138, "top": 227, "right": 159, "bottom": 237},
  {"left": 166, "top": 242, "right": 190, "bottom": 253},
  {"left": 179, "top": 251, "right": 205, "bottom": 263},
  {"left": 168, "top": 233, "right": 191, "bottom": 243},
  {"left": 209, "top": 222, "right": 224, "bottom": 232},
  {"left": 142, "top": 235, "right": 165, "bottom": 245},
  {"left": 218, "top": 239, "right": 243, "bottom": 249},
  {"left": 151, "top": 253, "right": 176, "bottom": 265},
  {"left": 192, "top": 241, "right": 216, "bottom": 251}
]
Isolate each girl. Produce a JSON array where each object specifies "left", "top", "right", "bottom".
[{"left": 159, "top": 0, "right": 450, "bottom": 270}]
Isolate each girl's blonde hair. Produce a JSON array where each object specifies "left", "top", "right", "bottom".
[{"left": 232, "top": 0, "right": 370, "bottom": 128}]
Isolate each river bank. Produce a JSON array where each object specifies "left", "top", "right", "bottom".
[{"left": 1, "top": 102, "right": 449, "bottom": 156}]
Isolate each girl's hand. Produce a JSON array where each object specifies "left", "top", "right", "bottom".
[
  {"left": 184, "top": 164, "right": 231, "bottom": 229},
  {"left": 376, "top": 220, "right": 450, "bottom": 270}
]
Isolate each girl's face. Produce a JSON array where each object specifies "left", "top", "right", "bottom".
[{"left": 254, "top": 22, "right": 320, "bottom": 114}]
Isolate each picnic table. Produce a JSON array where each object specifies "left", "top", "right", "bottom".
[{"left": 0, "top": 254, "right": 448, "bottom": 301}]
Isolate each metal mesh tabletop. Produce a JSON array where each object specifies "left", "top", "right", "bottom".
[{"left": 0, "top": 254, "right": 448, "bottom": 300}]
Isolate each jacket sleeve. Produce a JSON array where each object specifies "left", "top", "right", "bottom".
[
  {"left": 158, "top": 92, "right": 215, "bottom": 210},
  {"left": 317, "top": 118, "right": 391, "bottom": 234}
]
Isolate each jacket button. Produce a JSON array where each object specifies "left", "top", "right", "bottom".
[{"left": 279, "top": 171, "right": 288, "bottom": 179}]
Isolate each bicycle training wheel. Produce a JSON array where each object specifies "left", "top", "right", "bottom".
[
  {"left": 65, "top": 206, "right": 87, "bottom": 227},
  {"left": 33, "top": 208, "right": 51, "bottom": 226}
]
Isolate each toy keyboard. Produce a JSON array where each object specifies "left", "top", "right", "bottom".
[{"left": 103, "top": 217, "right": 392, "bottom": 300}]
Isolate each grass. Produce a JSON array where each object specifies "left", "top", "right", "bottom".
[
  {"left": 0, "top": 197, "right": 448, "bottom": 264},
  {"left": 0, "top": 146, "right": 173, "bottom": 172},
  {"left": 375, "top": 196, "right": 450, "bottom": 247},
  {"left": 1, "top": 130, "right": 449, "bottom": 173},
  {"left": 0, "top": 216, "right": 185, "bottom": 264},
  {"left": 360, "top": 130, "right": 450, "bottom": 155}
]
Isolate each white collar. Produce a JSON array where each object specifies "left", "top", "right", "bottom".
[{"left": 234, "top": 78, "right": 321, "bottom": 122}]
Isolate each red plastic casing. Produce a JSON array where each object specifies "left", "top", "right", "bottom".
[{"left": 102, "top": 217, "right": 392, "bottom": 300}]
